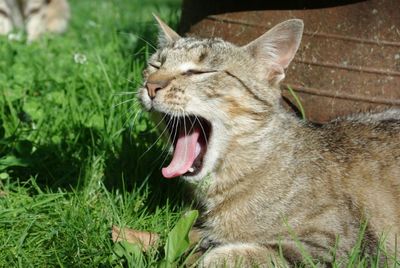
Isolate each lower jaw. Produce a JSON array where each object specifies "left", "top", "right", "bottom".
[{"left": 182, "top": 169, "right": 209, "bottom": 182}]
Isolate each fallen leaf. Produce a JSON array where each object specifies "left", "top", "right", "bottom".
[{"left": 111, "top": 225, "right": 160, "bottom": 251}]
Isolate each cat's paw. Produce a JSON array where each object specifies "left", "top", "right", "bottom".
[
  {"left": 0, "top": 11, "right": 13, "bottom": 35},
  {"left": 26, "top": 12, "right": 46, "bottom": 41},
  {"left": 199, "top": 243, "right": 274, "bottom": 268}
]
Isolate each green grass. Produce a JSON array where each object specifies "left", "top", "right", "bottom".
[
  {"left": 0, "top": 0, "right": 398, "bottom": 267},
  {"left": 0, "top": 0, "right": 188, "bottom": 266}
]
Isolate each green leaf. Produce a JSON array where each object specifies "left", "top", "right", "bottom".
[
  {"left": 113, "top": 241, "right": 142, "bottom": 258},
  {"left": 24, "top": 99, "right": 43, "bottom": 122},
  {"left": 0, "top": 172, "right": 9, "bottom": 180},
  {"left": 0, "top": 155, "right": 30, "bottom": 170},
  {"left": 112, "top": 240, "right": 145, "bottom": 267},
  {"left": 157, "top": 260, "right": 169, "bottom": 268},
  {"left": 164, "top": 210, "right": 198, "bottom": 264}
]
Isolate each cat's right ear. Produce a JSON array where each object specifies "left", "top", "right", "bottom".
[
  {"left": 153, "top": 14, "right": 181, "bottom": 48},
  {"left": 243, "top": 19, "right": 303, "bottom": 85}
]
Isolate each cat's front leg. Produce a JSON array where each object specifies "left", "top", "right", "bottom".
[
  {"left": 0, "top": 0, "right": 13, "bottom": 35},
  {"left": 199, "top": 243, "right": 288, "bottom": 268}
]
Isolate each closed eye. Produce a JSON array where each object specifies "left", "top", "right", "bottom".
[
  {"left": 148, "top": 62, "right": 161, "bottom": 69},
  {"left": 182, "top": 69, "right": 217, "bottom": 76}
]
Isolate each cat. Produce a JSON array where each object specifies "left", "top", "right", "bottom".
[
  {"left": 138, "top": 15, "right": 400, "bottom": 267},
  {"left": 0, "top": 0, "right": 69, "bottom": 41}
]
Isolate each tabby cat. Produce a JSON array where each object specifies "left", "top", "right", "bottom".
[
  {"left": 0, "top": 0, "right": 69, "bottom": 41},
  {"left": 138, "top": 16, "right": 400, "bottom": 267}
]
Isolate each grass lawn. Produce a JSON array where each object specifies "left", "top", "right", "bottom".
[{"left": 0, "top": 0, "right": 190, "bottom": 266}]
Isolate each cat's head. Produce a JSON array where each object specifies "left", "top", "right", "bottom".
[{"left": 138, "top": 15, "right": 303, "bottom": 182}]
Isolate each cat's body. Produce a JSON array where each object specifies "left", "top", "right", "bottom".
[
  {"left": 0, "top": 0, "right": 69, "bottom": 41},
  {"left": 138, "top": 17, "right": 400, "bottom": 267},
  {"left": 198, "top": 109, "right": 400, "bottom": 266}
]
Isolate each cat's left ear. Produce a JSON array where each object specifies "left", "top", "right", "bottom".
[
  {"left": 243, "top": 19, "right": 303, "bottom": 84},
  {"left": 153, "top": 14, "right": 181, "bottom": 47}
]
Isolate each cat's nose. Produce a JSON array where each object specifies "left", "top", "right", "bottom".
[{"left": 146, "top": 81, "right": 167, "bottom": 100}]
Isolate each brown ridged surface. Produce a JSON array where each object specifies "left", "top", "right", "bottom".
[{"left": 180, "top": 0, "right": 400, "bottom": 123}]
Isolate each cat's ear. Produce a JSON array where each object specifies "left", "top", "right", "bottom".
[
  {"left": 243, "top": 19, "right": 303, "bottom": 84},
  {"left": 153, "top": 14, "right": 181, "bottom": 47}
]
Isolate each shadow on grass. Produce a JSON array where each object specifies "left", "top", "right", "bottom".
[
  {"left": 11, "top": 125, "right": 102, "bottom": 188},
  {"left": 103, "top": 129, "right": 187, "bottom": 210},
  {"left": 9, "top": 121, "right": 186, "bottom": 211}
]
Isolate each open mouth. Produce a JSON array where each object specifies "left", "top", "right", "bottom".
[{"left": 161, "top": 115, "right": 211, "bottom": 179}]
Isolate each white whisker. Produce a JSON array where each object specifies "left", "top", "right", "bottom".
[
  {"left": 158, "top": 114, "right": 178, "bottom": 168},
  {"left": 183, "top": 111, "right": 188, "bottom": 164},
  {"left": 138, "top": 113, "right": 169, "bottom": 159},
  {"left": 124, "top": 77, "right": 142, "bottom": 86},
  {"left": 126, "top": 110, "right": 143, "bottom": 131},
  {"left": 132, "top": 33, "right": 157, "bottom": 51},
  {"left": 112, "top": 98, "right": 138, "bottom": 109},
  {"left": 195, "top": 115, "right": 209, "bottom": 147},
  {"left": 159, "top": 112, "right": 178, "bottom": 168},
  {"left": 118, "top": 31, "right": 157, "bottom": 51},
  {"left": 112, "top": 91, "right": 136, "bottom": 96}
]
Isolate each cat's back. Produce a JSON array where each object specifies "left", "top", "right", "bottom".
[
  {"left": 317, "top": 109, "right": 400, "bottom": 186},
  {"left": 318, "top": 110, "right": 400, "bottom": 244},
  {"left": 319, "top": 109, "right": 400, "bottom": 156}
]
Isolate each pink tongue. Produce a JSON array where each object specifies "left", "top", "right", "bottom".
[{"left": 162, "top": 128, "right": 201, "bottom": 179}]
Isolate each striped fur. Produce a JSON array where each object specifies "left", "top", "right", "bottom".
[
  {"left": 138, "top": 18, "right": 400, "bottom": 267},
  {"left": 0, "top": 0, "right": 69, "bottom": 41}
]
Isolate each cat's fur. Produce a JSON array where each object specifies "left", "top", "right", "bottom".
[
  {"left": 0, "top": 0, "right": 69, "bottom": 41},
  {"left": 138, "top": 16, "right": 400, "bottom": 267}
]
